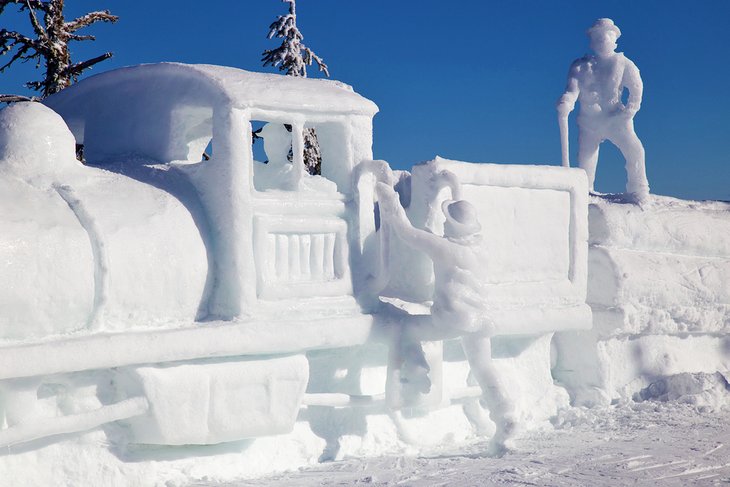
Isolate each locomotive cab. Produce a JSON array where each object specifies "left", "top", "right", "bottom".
[{"left": 45, "top": 63, "right": 380, "bottom": 323}]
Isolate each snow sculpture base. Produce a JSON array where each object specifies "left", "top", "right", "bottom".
[{"left": 553, "top": 195, "right": 730, "bottom": 402}]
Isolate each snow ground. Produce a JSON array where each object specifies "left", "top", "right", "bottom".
[{"left": 203, "top": 402, "right": 730, "bottom": 486}]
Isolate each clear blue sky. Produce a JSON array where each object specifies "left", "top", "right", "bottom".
[{"left": 2, "top": 1, "right": 729, "bottom": 200}]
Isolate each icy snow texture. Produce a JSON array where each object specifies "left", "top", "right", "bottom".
[
  {"left": 44, "top": 63, "right": 377, "bottom": 322},
  {"left": 370, "top": 157, "right": 590, "bottom": 450},
  {"left": 0, "top": 102, "right": 77, "bottom": 182},
  {"left": 5, "top": 59, "right": 729, "bottom": 485},
  {"left": 638, "top": 372, "right": 730, "bottom": 411}
]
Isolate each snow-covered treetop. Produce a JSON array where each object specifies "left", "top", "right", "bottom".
[
  {"left": 261, "top": 0, "right": 329, "bottom": 78},
  {"left": 0, "top": 0, "right": 118, "bottom": 97}
]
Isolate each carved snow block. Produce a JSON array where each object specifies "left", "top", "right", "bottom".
[
  {"left": 556, "top": 197, "right": 730, "bottom": 403},
  {"left": 588, "top": 197, "right": 730, "bottom": 338},
  {"left": 117, "top": 354, "right": 308, "bottom": 445}
]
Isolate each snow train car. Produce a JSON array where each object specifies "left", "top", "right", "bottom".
[{"left": 0, "top": 64, "right": 590, "bottom": 455}]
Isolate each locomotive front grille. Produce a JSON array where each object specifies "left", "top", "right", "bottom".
[
  {"left": 269, "top": 232, "right": 338, "bottom": 282},
  {"left": 253, "top": 215, "right": 352, "bottom": 300}
]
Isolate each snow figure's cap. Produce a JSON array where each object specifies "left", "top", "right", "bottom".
[
  {"left": 0, "top": 102, "right": 78, "bottom": 180},
  {"left": 587, "top": 18, "right": 621, "bottom": 40},
  {"left": 441, "top": 199, "right": 481, "bottom": 237}
]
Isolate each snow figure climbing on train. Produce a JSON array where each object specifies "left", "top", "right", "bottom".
[{"left": 376, "top": 180, "right": 516, "bottom": 454}]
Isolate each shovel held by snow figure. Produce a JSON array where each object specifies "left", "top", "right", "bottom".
[{"left": 558, "top": 113, "right": 570, "bottom": 167}]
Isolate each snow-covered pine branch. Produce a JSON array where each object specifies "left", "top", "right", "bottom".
[
  {"left": 261, "top": 0, "right": 329, "bottom": 78},
  {"left": 261, "top": 0, "right": 328, "bottom": 174},
  {"left": 0, "top": 0, "right": 118, "bottom": 98}
]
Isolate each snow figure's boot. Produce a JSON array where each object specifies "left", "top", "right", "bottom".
[
  {"left": 386, "top": 328, "right": 433, "bottom": 409},
  {"left": 400, "top": 341, "right": 432, "bottom": 397},
  {"left": 461, "top": 332, "right": 517, "bottom": 455}
]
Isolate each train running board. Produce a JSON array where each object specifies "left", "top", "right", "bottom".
[{"left": 0, "top": 396, "right": 149, "bottom": 449}]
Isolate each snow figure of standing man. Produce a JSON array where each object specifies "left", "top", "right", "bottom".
[
  {"left": 375, "top": 182, "right": 516, "bottom": 454},
  {"left": 557, "top": 18, "right": 649, "bottom": 204}
]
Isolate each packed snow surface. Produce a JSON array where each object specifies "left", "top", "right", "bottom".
[{"left": 221, "top": 399, "right": 730, "bottom": 487}]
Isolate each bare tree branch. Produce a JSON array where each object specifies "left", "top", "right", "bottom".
[
  {"left": 0, "top": 29, "right": 42, "bottom": 53},
  {"left": 63, "top": 51, "right": 111, "bottom": 78},
  {"left": 0, "top": 93, "right": 38, "bottom": 103},
  {"left": 67, "top": 33, "right": 94, "bottom": 41},
  {"left": 25, "top": 0, "right": 46, "bottom": 39},
  {"left": 0, "top": 0, "right": 45, "bottom": 15},
  {"left": 0, "top": 36, "right": 39, "bottom": 70},
  {"left": 65, "top": 10, "right": 118, "bottom": 33},
  {"left": 0, "top": 0, "right": 117, "bottom": 97}
]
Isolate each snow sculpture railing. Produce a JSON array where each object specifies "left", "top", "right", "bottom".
[
  {"left": 352, "top": 159, "right": 397, "bottom": 304},
  {"left": 254, "top": 215, "right": 350, "bottom": 299},
  {"left": 251, "top": 190, "right": 354, "bottom": 302},
  {"left": 271, "top": 233, "right": 337, "bottom": 281}
]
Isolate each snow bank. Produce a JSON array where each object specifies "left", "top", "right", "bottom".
[
  {"left": 637, "top": 372, "right": 730, "bottom": 411},
  {"left": 588, "top": 195, "right": 730, "bottom": 337},
  {"left": 554, "top": 195, "right": 730, "bottom": 403}
]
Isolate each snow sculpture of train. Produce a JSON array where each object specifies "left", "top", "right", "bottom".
[
  {"left": 0, "top": 62, "right": 589, "bottom": 465},
  {"left": 1, "top": 60, "right": 729, "bottom": 483}
]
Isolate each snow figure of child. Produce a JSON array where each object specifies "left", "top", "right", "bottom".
[
  {"left": 254, "top": 122, "right": 336, "bottom": 193},
  {"left": 557, "top": 18, "right": 649, "bottom": 203},
  {"left": 254, "top": 122, "right": 295, "bottom": 191},
  {"left": 375, "top": 182, "right": 516, "bottom": 454}
]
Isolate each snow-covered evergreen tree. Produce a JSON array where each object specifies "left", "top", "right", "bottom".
[
  {"left": 262, "top": 0, "right": 327, "bottom": 175},
  {"left": 261, "top": 0, "right": 329, "bottom": 78},
  {"left": 0, "top": 0, "right": 118, "bottom": 99}
]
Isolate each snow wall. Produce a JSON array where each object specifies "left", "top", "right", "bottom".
[{"left": 553, "top": 196, "right": 730, "bottom": 405}]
